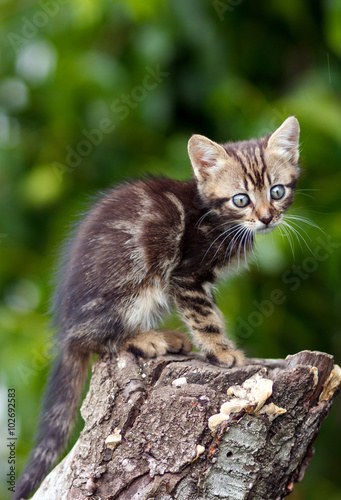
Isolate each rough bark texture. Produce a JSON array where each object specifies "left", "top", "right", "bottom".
[{"left": 31, "top": 350, "right": 340, "bottom": 500}]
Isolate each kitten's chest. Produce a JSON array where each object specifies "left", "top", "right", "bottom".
[{"left": 124, "top": 277, "right": 170, "bottom": 331}]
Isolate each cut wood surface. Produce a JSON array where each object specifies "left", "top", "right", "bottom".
[{"left": 31, "top": 350, "right": 341, "bottom": 500}]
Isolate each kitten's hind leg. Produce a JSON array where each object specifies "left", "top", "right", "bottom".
[{"left": 125, "top": 330, "right": 192, "bottom": 358}]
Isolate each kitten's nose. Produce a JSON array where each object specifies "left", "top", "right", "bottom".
[{"left": 259, "top": 214, "right": 273, "bottom": 226}]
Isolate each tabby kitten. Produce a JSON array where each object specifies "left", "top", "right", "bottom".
[{"left": 15, "top": 116, "right": 300, "bottom": 500}]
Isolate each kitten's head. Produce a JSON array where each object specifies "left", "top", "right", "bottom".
[{"left": 188, "top": 116, "right": 300, "bottom": 234}]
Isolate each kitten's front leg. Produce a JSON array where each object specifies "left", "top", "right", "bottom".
[{"left": 174, "top": 287, "right": 245, "bottom": 367}]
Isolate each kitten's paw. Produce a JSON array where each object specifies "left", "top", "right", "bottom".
[
  {"left": 125, "top": 330, "right": 192, "bottom": 359},
  {"left": 162, "top": 330, "right": 193, "bottom": 354},
  {"left": 126, "top": 331, "right": 169, "bottom": 358},
  {"left": 206, "top": 348, "right": 245, "bottom": 368}
]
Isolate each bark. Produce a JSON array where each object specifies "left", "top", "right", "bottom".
[{"left": 31, "top": 350, "right": 341, "bottom": 500}]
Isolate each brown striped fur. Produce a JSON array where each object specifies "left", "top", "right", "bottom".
[{"left": 14, "top": 116, "right": 300, "bottom": 499}]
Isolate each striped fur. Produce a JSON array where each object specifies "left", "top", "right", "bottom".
[{"left": 14, "top": 116, "right": 300, "bottom": 499}]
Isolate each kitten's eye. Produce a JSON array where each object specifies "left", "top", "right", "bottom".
[
  {"left": 233, "top": 194, "right": 250, "bottom": 208},
  {"left": 270, "top": 185, "right": 285, "bottom": 200}
]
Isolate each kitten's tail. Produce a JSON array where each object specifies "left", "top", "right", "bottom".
[{"left": 14, "top": 346, "right": 89, "bottom": 500}]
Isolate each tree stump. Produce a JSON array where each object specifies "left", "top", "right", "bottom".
[{"left": 31, "top": 350, "right": 341, "bottom": 500}]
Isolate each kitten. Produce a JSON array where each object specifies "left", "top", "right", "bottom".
[{"left": 14, "top": 116, "right": 300, "bottom": 500}]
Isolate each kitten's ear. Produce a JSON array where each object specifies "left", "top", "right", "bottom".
[
  {"left": 267, "top": 116, "right": 300, "bottom": 164},
  {"left": 188, "top": 134, "right": 228, "bottom": 181}
]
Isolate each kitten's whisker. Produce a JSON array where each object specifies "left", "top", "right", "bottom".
[
  {"left": 283, "top": 219, "right": 312, "bottom": 242},
  {"left": 249, "top": 230, "right": 258, "bottom": 269},
  {"left": 195, "top": 210, "right": 213, "bottom": 230},
  {"left": 202, "top": 224, "right": 242, "bottom": 263},
  {"left": 242, "top": 228, "right": 251, "bottom": 269},
  {"left": 221, "top": 225, "right": 246, "bottom": 260},
  {"left": 210, "top": 227, "right": 240, "bottom": 262},
  {"left": 207, "top": 219, "right": 243, "bottom": 234},
  {"left": 295, "top": 188, "right": 320, "bottom": 192},
  {"left": 281, "top": 220, "right": 314, "bottom": 254},
  {"left": 238, "top": 227, "right": 251, "bottom": 270},
  {"left": 281, "top": 221, "right": 304, "bottom": 251},
  {"left": 283, "top": 214, "right": 324, "bottom": 253},
  {"left": 285, "top": 215, "right": 324, "bottom": 233},
  {"left": 278, "top": 223, "right": 296, "bottom": 260},
  {"left": 223, "top": 225, "right": 246, "bottom": 265},
  {"left": 294, "top": 190, "right": 316, "bottom": 200},
  {"left": 235, "top": 229, "right": 244, "bottom": 270},
  {"left": 227, "top": 225, "right": 250, "bottom": 270},
  {"left": 211, "top": 224, "right": 242, "bottom": 260}
]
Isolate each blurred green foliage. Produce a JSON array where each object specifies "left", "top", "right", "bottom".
[{"left": 1, "top": 0, "right": 341, "bottom": 498}]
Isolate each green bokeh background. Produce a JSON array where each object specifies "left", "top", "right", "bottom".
[{"left": 1, "top": 0, "right": 341, "bottom": 498}]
